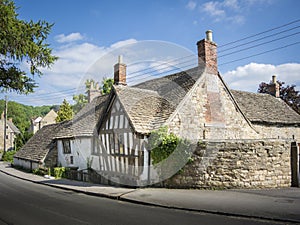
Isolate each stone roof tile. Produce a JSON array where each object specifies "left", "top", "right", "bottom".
[{"left": 231, "top": 90, "right": 300, "bottom": 125}]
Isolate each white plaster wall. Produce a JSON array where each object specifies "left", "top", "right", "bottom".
[
  {"left": 72, "top": 137, "right": 92, "bottom": 170},
  {"left": 13, "top": 158, "right": 40, "bottom": 170},
  {"left": 57, "top": 138, "right": 92, "bottom": 170}
]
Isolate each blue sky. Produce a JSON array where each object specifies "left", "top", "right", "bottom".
[{"left": 4, "top": 0, "right": 300, "bottom": 106}]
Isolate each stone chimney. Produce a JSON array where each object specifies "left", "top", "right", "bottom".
[
  {"left": 268, "top": 75, "right": 280, "bottom": 98},
  {"left": 87, "top": 81, "right": 101, "bottom": 103},
  {"left": 197, "top": 30, "right": 218, "bottom": 75},
  {"left": 114, "top": 55, "right": 127, "bottom": 85}
]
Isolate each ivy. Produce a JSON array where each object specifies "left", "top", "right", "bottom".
[{"left": 148, "top": 126, "right": 192, "bottom": 167}]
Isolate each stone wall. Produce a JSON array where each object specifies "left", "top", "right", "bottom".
[
  {"left": 163, "top": 140, "right": 292, "bottom": 189},
  {"left": 253, "top": 124, "right": 300, "bottom": 143},
  {"left": 168, "top": 73, "right": 259, "bottom": 141}
]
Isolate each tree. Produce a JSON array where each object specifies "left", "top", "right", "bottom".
[
  {"left": 258, "top": 81, "right": 300, "bottom": 114},
  {"left": 72, "top": 93, "right": 87, "bottom": 114},
  {"left": 72, "top": 78, "right": 113, "bottom": 114},
  {"left": 0, "top": 0, "right": 57, "bottom": 94},
  {"left": 56, "top": 99, "right": 73, "bottom": 122},
  {"left": 101, "top": 78, "right": 114, "bottom": 95}
]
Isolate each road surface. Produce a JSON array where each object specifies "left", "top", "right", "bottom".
[{"left": 0, "top": 172, "right": 289, "bottom": 225}]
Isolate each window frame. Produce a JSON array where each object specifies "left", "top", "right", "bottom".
[{"left": 62, "top": 139, "right": 71, "bottom": 154}]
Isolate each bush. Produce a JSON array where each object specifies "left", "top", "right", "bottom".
[
  {"left": 2, "top": 150, "right": 17, "bottom": 163},
  {"left": 147, "top": 126, "right": 193, "bottom": 182},
  {"left": 54, "top": 167, "right": 66, "bottom": 179}
]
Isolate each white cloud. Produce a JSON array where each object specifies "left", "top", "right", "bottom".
[
  {"left": 223, "top": 62, "right": 300, "bottom": 92},
  {"left": 40, "top": 38, "right": 138, "bottom": 92},
  {"left": 223, "top": 0, "right": 240, "bottom": 10},
  {"left": 55, "top": 33, "right": 84, "bottom": 43},
  {"left": 201, "top": 0, "right": 273, "bottom": 24},
  {"left": 186, "top": 1, "right": 197, "bottom": 10},
  {"left": 110, "top": 39, "right": 138, "bottom": 49},
  {"left": 202, "top": 1, "right": 226, "bottom": 17}
]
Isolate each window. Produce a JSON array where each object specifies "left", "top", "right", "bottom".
[
  {"left": 62, "top": 140, "right": 71, "bottom": 154},
  {"left": 70, "top": 156, "right": 74, "bottom": 164}
]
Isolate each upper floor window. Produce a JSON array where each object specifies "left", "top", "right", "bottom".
[{"left": 62, "top": 140, "right": 71, "bottom": 154}]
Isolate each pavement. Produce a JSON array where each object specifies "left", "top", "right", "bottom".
[{"left": 1, "top": 162, "right": 300, "bottom": 224}]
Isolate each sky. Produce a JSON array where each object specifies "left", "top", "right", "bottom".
[{"left": 3, "top": 0, "right": 300, "bottom": 106}]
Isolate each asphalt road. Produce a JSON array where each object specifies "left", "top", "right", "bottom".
[{"left": 0, "top": 172, "right": 290, "bottom": 225}]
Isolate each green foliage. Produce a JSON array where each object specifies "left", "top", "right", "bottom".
[
  {"left": 54, "top": 167, "right": 66, "bottom": 179},
  {"left": 148, "top": 126, "right": 191, "bottom": 166},
  {"left": 72, "top": 77, "right": 113, "bottom": 114},
  {"left": 72, "top": 93, "right": 88, "bottom": 114},
  {"left": 14, "top": 132, "right": 33, "bottom": 151},
  {"left": 0, "top": 0, "right": 57, "bottom": 93},
  {"left": 101, "top": 78, "right": 114, "bottom": 95},
  {"left": 32, "top": 168, "right": 47, "bottom": 176},
  {"left": 2, "top": 150, "right": 16, "bottom": 162},
  {"left": 56, "top": 99, "right": 73, "bottom": 122},
  {"left": 0, "top": 99, "right": 53, "bottom": 133},
  {"left": 85, "top": 79, "right": 98, "bottom": 90}
]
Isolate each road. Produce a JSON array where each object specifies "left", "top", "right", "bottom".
[{"left": 0, "top": 172, "right": 290, "bottom": 225}]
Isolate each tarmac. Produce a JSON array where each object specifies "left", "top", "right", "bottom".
[{"left": 0, "top": 161, "right": 299, "bottom": 224}]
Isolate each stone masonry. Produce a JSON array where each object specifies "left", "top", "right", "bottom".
[{"left": 163, "top": 140, "right": 292, "bottom": 189}]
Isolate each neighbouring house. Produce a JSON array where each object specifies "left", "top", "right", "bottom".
[
  {"left": 0, "top": 114, "right": 20, "bottom": 151},
  {"left": 14, "top": 30, "right": 300, "bottom": 188},
  {"left": 29, "top": 109, "right": 58, "bottom": 134},
  {"left": 13, "top": 123, "right": 64, "bottom": 170}
]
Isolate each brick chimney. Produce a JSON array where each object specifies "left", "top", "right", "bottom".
[
  {"left": 87, "top": 81, "right": 101, "bottom": 103},
  {"left": 114, "top": 55, "right": 127, "bottom": 85},
  {"left": 268, "top": 75, "right": 280, "bottom": 98},
  {"left": 197, "top": 30, "right": 218, "bottom": 75}
]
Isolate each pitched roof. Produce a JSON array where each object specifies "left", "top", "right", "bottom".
[
  {"left": 7, "top": 120, "right": 20, "bottom": 134},
  {"left": 55, "top": 95, "right": 109, "bottom": 139},
  {"left": 114, "top": 67, "right": 204, "bottom": 134},
  {"left": 114, "top": 86, "right": 175, "bottom": 133},
  {"left": 134, "top": 67, "right": 203, "bottom": 106},
  {"left": 231, "top": 90, "right": 300, "bottom": 125},
  {"left": 14, "top": 123, "right": 64, "bottom": 163}
]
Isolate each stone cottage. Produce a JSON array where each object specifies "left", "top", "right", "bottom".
[
  {"left": 0, "top": 114, "right": 20, "bottom": 151},
  {"left": 14, "top": 30, "right": 300, "bottom": 188},
  {"left": 29, "top": 109, "right": 58, "bottom": 134},
  {"left": 13, "top": 122, "right": 65, "bottom": 170},
  {"left": 54, "top": 30, "right": 300, "bottom": 187}
]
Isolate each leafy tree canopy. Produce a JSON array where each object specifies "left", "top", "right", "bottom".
[
  {"left": 258, "top": 80, "right": 300, "bottom": 114},
  {"left": 101, "top": 78, "right": 114, "bottom": 95},
  {"left": 0, "top": 0, "right": 57, "bottom": 94},
  {"left": 72, "top": 77, "right": 114, "bottom": 114},
  {"left": 56, "top": 99, "right": 73, "bottom": 122}
]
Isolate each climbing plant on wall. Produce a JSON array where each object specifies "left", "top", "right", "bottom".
[{"left": 148, "top": 126, "right": 192, "bottom": 172}]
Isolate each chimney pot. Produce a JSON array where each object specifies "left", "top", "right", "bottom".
[
  {"left": 206, "top": 30, "right": 213, "bottom": 42},
  {"left": 272, "top": 75, "right": 277, "bottom": 84},
  {"left": 118, "top": 55, "right": 123, "bottom": 64}
]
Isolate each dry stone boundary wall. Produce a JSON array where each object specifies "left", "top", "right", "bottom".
[{"left": 163, "top": 140, "right": 292, "bottom": 189}]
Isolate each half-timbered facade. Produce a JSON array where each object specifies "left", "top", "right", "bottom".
[{"left": 93, "top": 96, "right": 150, "bottom": 186}]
